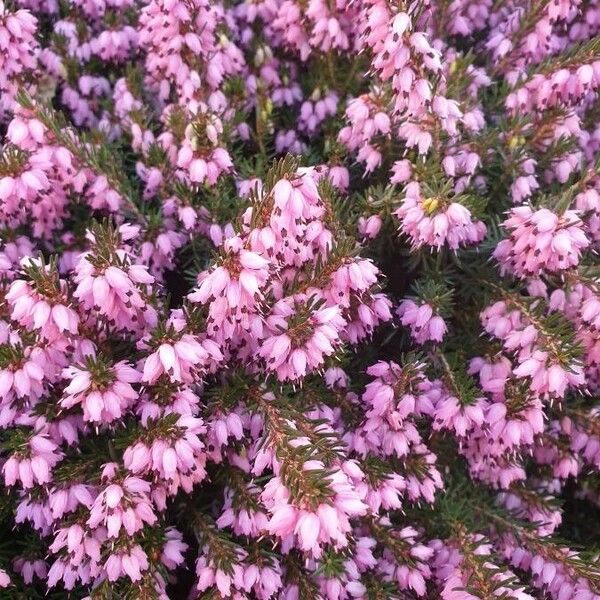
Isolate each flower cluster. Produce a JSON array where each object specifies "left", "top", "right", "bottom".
[{"left": 0, "top": 0, "right": 599, "bottom": 598}]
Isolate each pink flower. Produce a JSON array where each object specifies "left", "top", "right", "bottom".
[
  {"left": 495, "top": 207, "right": 589, "bottom": 277},
  {"left": 88, "top": 469, "right": 157, "bottom": 538},
  {"left": 396, "top": 182, "right": 486, "bottom": 250},
  {"left": 259, "top": 296, "right": 345, "bottom": 381},
  {"left": 397, "top": 299, "right": 447, "bottom": 344},
  {"left": 123, "top": 415, "right": 207, "bottom": 494},
  {"left": 62, "top": 357, "right": 140, "bottom": 423}
]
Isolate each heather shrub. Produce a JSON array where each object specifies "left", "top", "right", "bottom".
[{"left": 0, "top": 0, "right": 599, "bottom": 598}]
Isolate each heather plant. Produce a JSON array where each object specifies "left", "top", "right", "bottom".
[{"left": 0, "top": 0, "right": 599, "bottom": 598}]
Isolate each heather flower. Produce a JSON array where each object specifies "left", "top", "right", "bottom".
[
  {"left": 103, "top": 545, "right": 149, "bottom": 582},
  {"left": 141, "top": 331, "right": 220, "bottom": 385},
  {"left": 262, "top": 464, "right": 367, "bottom": 557},
  {"left": 188, "top": 236, "right": 270, "bottom": 340},
  {"left": 358, "top": 215, "right": 382, "bottom": 239},
  {"left": 176, "top": 111, "right": 233, "bottom": 186},
  {"left": 0, "top": 0, "right": 597, "bottom": 597},
  {"left": 259, "top": 296, "right": 345, "bottom": 382},
  {"left": 0, "top": 2, "right": 39, "bottom": 117},
  {"left": 495, "top": 207, "right": 590, "bottom": 277},
  {"left": 396, "top": 182, "right": 486, "bottom": 250},
  {"left": 62, "top": 356, "right": 140, "bottom": 423},
  {"left": 73, "top": 227, "right": 157, "bottom": 332},
  {"left": 12, "top": 557, "right": 47, "bottom": 584},
  {"left": 87, "top": 467, "right": 157, "bottom": 538},
  {"left": 397, "top": 299, "right": 447, "bottom": 344},
  {"left": 123, "top": 414, "right": 207, "bottom": 493},
  {"left": 481, "top": 300, "right": 585, "bottom": 399},
  {"left": 3, "top": 430, "right": 62, "bottom": 489}
]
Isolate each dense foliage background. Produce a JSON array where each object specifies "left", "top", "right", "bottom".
[{"left": 0, "top": 0, "right": 599, "bottom": 598}]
